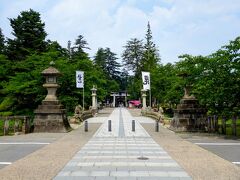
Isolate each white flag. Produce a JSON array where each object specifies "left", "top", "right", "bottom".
[
  {"left": 76, "top": 71, "right": 84, "bottom": 88},
  {"left": 142, "top": 71, "right": 150, "bottom": 90}
]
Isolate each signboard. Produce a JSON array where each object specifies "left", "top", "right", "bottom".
[
  {"left": 76, "top": 71, "right": 84, "bottom": 88},
  {"left": 142, "top": 71, "right": 150, "bottom": 90}
]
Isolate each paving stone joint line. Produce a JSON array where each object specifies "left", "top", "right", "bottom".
[{"left": 54, "top": 108, "right": 192, "bottom": 179}]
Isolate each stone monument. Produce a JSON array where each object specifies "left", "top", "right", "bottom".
[
  {"left": 34, "top": 63, "right": 71, "bottom": 132},
  {"left": 170, "top": 84, "right": 207, "bottom": 132},
  {"left": 69, "top": 105, "right": 83, "bottom": 124}
]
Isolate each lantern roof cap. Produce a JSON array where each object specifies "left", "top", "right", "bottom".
[{"left": 41, "top": 66, "right": 60, "bottom": 75}]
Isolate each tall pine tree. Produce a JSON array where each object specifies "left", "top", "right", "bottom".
[
  {"left": 94, "top": 48, "right": 106, "bottom": 71},
  {"left": 94, "top": 47, "right": 121, "bottom": 80},
  {"left": 71, "top": 35, "right": 90, "bottom": 60},
  {"left": 104, "top": 48, "right": 121, "bottom": 80},
  {"left": 142, "top": 22, "right": 160, "bottom": 71},
  {"left": 0, "top": 28, "right": 5, "bottom": 54},
  {"left": 122, "top": 38, "right": 144, "bottom": 76},
  {"left": 6, "top": 9, "right": 47, "bottom": 61}
]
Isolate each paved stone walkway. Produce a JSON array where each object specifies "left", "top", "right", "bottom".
[{"left": 54, "top": 108, "right": 191, "bottom": 180}]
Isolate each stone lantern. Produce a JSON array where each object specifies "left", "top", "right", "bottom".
[
  {"left": 42, "top": 66, "right": 60, "bottom": 101},
  {"left": 91, "top": 85, "right": 97, "bottom": 110},
  {"left": 141, "top": 89, "right": 147, "bottom": 109},
  {"left": 170, "top": 72, "right": 207, "bottom": 132},
  {"left": 34, "top": 63, "right": 71, "bottom": 132}
]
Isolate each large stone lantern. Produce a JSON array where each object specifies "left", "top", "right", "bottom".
[
  {"left": 170, "top": 73, "right": 207, "bottom": 132},
  {"left": 34, "top": 64, "right": 71, "bottom": 132}
]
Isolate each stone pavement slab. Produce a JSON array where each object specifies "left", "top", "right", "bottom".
[
  {"left": 54, "top": 108, "right": 191, "bottom": 179},
  {"left": 142, "top": 123, "right": 240, "bottom": 180}
]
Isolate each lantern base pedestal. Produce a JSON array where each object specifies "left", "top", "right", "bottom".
[
  {"left": 34, "top": 100, "right": 71, "bottom": 133},
  {"left": 170, "top": 96, "right": 207, "bottom": 132}
]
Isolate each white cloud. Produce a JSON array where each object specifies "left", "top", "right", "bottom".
[
  {"left": 0, "top": 0, "right": 240, "bottom": 64},
  {"left": 44, "top": 0, "right": 149, "bottom": 60},
  {"left": 147, "top": 0, "right": 240, "bottom": 63},
  {"left": 44, "top": 0, "right": 120, "bottom": 54}
]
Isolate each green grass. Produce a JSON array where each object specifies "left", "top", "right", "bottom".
[
  {"left": 217, "top": 118, "right": 240, "bottom": 136},
  {"left": 0, "top": 119, "right": 23, "bottom": 136}
]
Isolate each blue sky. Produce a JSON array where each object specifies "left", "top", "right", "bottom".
[{"left": 0, "top": 0, "right": 240, "bottom": 64}]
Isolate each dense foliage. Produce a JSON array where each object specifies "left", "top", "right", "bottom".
[
  {"left": 0, "top": 28, "right": 5, "bottom": 53},
  {"left": 0, "top": 9, "right": 120, "bottom": 116},
  {"left": 122, "top": 22, "right": 161, "bottom": 104},
  {"left": 122, "top": 22, "right": 240, "bottom": 116},
  {"left": 6, "top": 9, "right": 47, "bottom": 61},
  {"left": 0, "top": 9, "right": 239, "bottom": 117},
  {"left": 176, "top": 37, "right": 240, "bottom": 116}
]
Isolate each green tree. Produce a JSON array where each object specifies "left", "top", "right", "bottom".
[
  {"left": 71, "top": 35, "right": 90, "bottom": 60},
  {"left": 159, "top": 63, "right": 183, "bottom": 106},
  {"left": 94, "top": 48, "right": 106, "bottom": 70},
  {"left": 0, "top": 10, "right": 119, "bottom": 116},
  {"left": 94, "top": 47, "right": 121, "bottom": 79},
  {"left": 104, "top": 48, "right": 121, "bottom": 80},
  {"left": 142, "top": 22, "right": 160, "bottom": 71},
  {"left": 119, "top": 68, "right": 129, "bottom": 91},
  {"left": 94, "top": 47, "right": 121, "bottom": 99},
  {"left": 174, "top": 37, "right": 240, "bottom": 115},
  {"left": 0, "top": 28, "right": 5, "bottom": 54},
  {"left": 122, "top": 23, "right": 162, "bottom": 103},
  {"left": 46, "top": 40, "right": 68, "bottom": 58},
  {"left": 0, "top": 54, "right": 12, "bottom": 114},
  {"left": 6, "top": 9, "right": 47, "bottom": 61},
  {"left": 56, "top": 57, "right": 108, "bottom": 112},
  {"left": 0, "top": 53, "right": 50, "bottom": 115},
  {"left": 122, "top": 38, "right": 144, "bottom": 76}
]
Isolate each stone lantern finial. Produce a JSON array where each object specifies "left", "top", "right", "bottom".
[{"left": 50, "top": 61, "right": 55, "bottom": 66}]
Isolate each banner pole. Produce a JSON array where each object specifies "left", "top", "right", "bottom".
[
  {"left": 149, "top": 89, "right": 151, "bottom": 107},
  {"left": 83, "top": 87, "right": 84, "bottom": 110}
]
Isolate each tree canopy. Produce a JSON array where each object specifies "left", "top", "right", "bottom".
[
  {"left": 0, "top": 9, "right": 240, "bottom": 117},
  {"left": 94, "top": 47, "right": 122, "bottom": 95},
  {"left": 0, "top": 9, "right": 116, "bottom": 116},
  {"left": 6, "top": 9, "right": 47, "bottom": 61},
  {"left": 0, "top": 28, "right": 5, "bottom": 54}
]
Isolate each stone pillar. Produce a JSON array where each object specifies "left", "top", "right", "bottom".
[
  {"left": 95, "top": 96, "right": 98, "bottom": 109},
  {"left": 34, "top": 65, "right": 71, "bottom": 132},
  {"left": 113, "top": 95, "right": 116, "bottom": 107},
  {"left": 141, "top": 89, "right": 147, "bottom": 109},
  {"left": 91, "top": 86, "right": 97, "bottom": 109}
]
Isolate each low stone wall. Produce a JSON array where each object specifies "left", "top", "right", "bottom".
[
  {"left": 141, "top": 108, "right": 163, "bottom": 122},
  {"left": 81, "top": 110, "right": 94, "bottom": 120},
  {"left": 69, "top": 110, "right": 95, "bottom": 124},
  {"left": 0, "top": 116, "right": 31, "bottom": 135}
]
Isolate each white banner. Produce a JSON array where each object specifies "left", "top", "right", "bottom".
[
  {"left": 142, "top": 71, "right": 150, "bottom": 90},
  {"left": 76, "top": 71, "right": 84, "bottom": 88}
]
